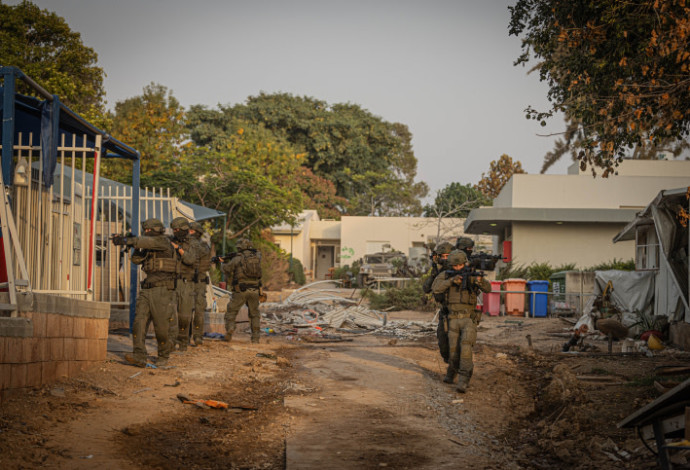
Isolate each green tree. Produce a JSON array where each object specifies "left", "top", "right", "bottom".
[
  {"left": 0, "top": 1, "right": 105, "bottom": 118},
  {"left": 294, "top": 167, "right": 348, "bottom": 220},
  {"left": 510, "top": 0, "right": 690, "bottom": 175},
  {"left": 422, "top": 183, "right": 491, "bottom": 243},
  {"left": 476, "top": 154, "right": 526, "bottom": 199},
  {"left": 159, "top": 122, "right": 305, "bottom": 239},
  {"left": 189, "top": 93, "right": 428, "bottom": 215},
  {"left": 104, "top": 83, "right": 186, "bottom": 186}
]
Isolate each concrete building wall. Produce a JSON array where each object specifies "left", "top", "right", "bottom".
[
  {"left": 0, "top": 293, "right": 110, "bottom": 402},
  {"left": 502, "top": 174, "right": 690, "bottom": 210},
  {"left": 511, "top": 222, "right": 635, "bottom": 268},
  {"left": 569, "top": 159, "right": 690, "bottom": 177}
]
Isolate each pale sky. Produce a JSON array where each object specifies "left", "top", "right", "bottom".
[{"left": 8, "top": 0, "right": 570, "bottom": 199}]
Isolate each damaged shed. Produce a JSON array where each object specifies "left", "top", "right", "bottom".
[{"left": 613, "top": 187, "right": 690, "bottom": 348}]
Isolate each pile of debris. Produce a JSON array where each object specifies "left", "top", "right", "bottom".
[{"left": 258, "top": 281, "right": 435, "bottom": 340}]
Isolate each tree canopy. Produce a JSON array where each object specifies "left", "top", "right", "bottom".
[
  {"left": 189, "top": 93, "right": 428, "bottom": 216},
  {"left": 509, "top": 0, "right": 690, "bottom": 175},
  {"left": 476, "top": 154, "right": 526, "bottom": 199},
  {"left": 423, "top": 182, "right": 490, "bottom": 219},
  {"left": 105, "top": 83, "right": 186, "bottom": 186},
  {"left": 0, "top": 1, "right": 105, "bottom": 117}
]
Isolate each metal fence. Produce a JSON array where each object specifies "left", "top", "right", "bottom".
[{"left": 6, "top": 131, "right": 174, "bottom": 305}]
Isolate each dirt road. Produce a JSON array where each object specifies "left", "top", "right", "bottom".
[{"left": 1, "top": 314, "right": 685, "bottom": 469}]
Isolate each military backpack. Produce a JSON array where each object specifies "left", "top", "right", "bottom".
[{"left": 241, "top": 250, "right": 262, "bottom": 280}]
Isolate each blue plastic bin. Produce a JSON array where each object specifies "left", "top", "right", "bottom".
[{"left": 527, "top": 280, "right": 549, "bottom": 317}]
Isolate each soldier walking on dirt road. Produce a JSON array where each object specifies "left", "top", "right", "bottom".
[
  {"left": 221, "top": 238, "right": 263, "bottom": 343},
  {"left": 432, "top": 250, "right": 491, "bottom": 393}
]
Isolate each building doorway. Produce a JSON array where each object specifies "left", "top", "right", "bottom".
[{"left": 316, "top": 246, "right": 335, "bottom": 279}]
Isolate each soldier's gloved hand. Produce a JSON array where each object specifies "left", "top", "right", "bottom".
[
  {"left": 452, "top": 275, "right": 463, "bottom": 285},
  {"left": 111, "top": 235, "right": 127, "bottom": 246}
]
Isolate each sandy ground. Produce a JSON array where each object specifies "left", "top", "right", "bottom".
[{"left": 1, "top": 309, "right": 689, "bottom": 469}]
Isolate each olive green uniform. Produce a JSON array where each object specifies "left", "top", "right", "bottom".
[
  {"left": 129, "top": 235, "right": 178, "bottom": 363},
  {"left": 432, "top": 270, "right": 491, "bottom": 391},
  {"left": 222, "top": 249, "right": 262, "bottom": 342},
  {"left": 190, "top": 235, "right": 211, "bottom": 345},
  {"left": 173, "top": 238, "right": 199, "bottom": 350}
]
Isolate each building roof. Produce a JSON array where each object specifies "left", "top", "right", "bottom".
[
  {"left": 613, "top": 187, "right": 690, "bottom": 243},
  {"left": 465, "top": 207, "right": 640, "bottom": 235}
]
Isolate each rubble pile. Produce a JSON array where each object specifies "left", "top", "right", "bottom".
[{"left": 257, "top": 281, "right": 435, "bottom": 340}]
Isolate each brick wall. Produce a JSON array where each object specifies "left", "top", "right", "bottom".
[{"left": 0, "top": 293, "right": 110, "bottom": 401}]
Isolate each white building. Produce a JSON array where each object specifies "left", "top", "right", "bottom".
[
  {"left": 464, "top": 160, "right": 690, "bottom": 269},
  {"left": 272, "top": 212, "right": 493, "bottom": 280}
]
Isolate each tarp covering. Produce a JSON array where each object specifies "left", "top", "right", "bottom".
[{"left": 575, "top": 270, "right": 656, "bottom": 331}]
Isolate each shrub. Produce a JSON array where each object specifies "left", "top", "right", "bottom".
[
  {"left": 585, "top": 258, "right": 636, "bottom": 271},
  {"left": 287, "top": 257, "right": 306, "bottom": 285},
  {"left": 361, "top": 280, "right": 428, "bottom": 311}
]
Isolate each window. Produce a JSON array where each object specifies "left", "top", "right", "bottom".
[{"left": 635, "top": 226, "right": 659, "bottom": 270}]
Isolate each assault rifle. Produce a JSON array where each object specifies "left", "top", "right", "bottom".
[
  {"left": 467, "top": 252, "right": 504, "bottom": 271},
  {"left": 110, "top": 232, "right": 133, "bottom": 246},
  {"left": 211, "top": 252, "right": 238, "bottom": 264},
  {"left": 444, "top": 266, "right": 486, "bottom": 293}
]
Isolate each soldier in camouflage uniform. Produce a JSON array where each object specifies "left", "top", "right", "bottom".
[
  {"left": 221, "top": 238, "right": 262, "bottom": 343},
  {"left": 189, "top": 221, "right": 211, "bottom": 346},
  {"left": 432, "top": 250, "right": 491, "bottom": 393},
  {"left": 455, "top": 236, "right": 475, "bottom": 258},
  {"left": 112, "top": 218, "right": 178, "bottom": 367},
  {"left": 423, "top": 241, "right": 455, "bottom": 363},
  {"left": 169, "top": 217, "right": 199, "bottom": 352}
]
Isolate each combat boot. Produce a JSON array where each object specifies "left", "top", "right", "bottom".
[
  {"left": 124, "top": 353, "right": 146, "bottom": 368},
  {"left": 442, "top": 365, "right": 457, "bottom": 384},
  {"left": 156, "top": 357, "right": 169, "bottom": 367},
  {"left": 251, "top": 336, "right": 260, "bottom": 344},
  {"left": 223, "top": 331, "right": 233, "bottom": 342},
  {"left": 456, "top": 375, "right": 470, "bottom": 393}
]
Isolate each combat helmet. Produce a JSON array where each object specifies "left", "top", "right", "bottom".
[
  {"left": 447, "top": 250, "right": 468, "bottom": 266},
  {"left": 170, "top": 217, "right": 190, "bottom": 230},
  {"left": 141, "top": 218, "right": 165, "bottom": 234},
  {"left": 236, "top": 238, "right": 253, "bottom": 251},
  {"left": 189, "top": 221, "right": 204, "bottom": 234},
  {"left": 455, "top": 237, "right": 475, "bottom": 250},
  {"left": 435, "top": 241, "right": 454, "bottom": 255}
]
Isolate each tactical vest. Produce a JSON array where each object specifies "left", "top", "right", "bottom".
[
  {"left": 447, "top": 285, "right": 477, "bottom": 307},
  {"left": 143, "top": 250, "right": 178, "bottom": 274}
]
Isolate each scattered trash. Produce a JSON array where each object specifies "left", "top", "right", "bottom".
[
  {"left": 79, "top": 455, "right": 93, "bottom": 459},
  {"left": 145, "top": 363, "right": 157, "bottom": 369},
  {"left": 452, "top": 399, "right": 464, "bottom": 404},
  {"left": 176, "top": 394, "right": 257, "bottom": 411},
  {"left": 164, "top": 380, "right": 181, "bottom": 387},
  {"left": 128, "top": 371, "right": 142, "bottom": 379},
  {"left": 50, "top": 387, "right": 65, "bottom": 397},
  {"left": 133, "top": 388, "right": 151, "bottom": 394}
]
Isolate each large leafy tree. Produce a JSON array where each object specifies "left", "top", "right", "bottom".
[
  {"left": 155, "top": 123, "right": 305, "bottom": 239},
  {"left": 476, "top": 154, "right": 526, "bottom": 199},
  {"left": 190, "top": 93, "right": 428, "bottom": 215},
  {"left": 0, "top": 1, "right": 105, "bottom": 118},
  {"left": 104, "top": 83, "right": 186, "bottom": 186},
  {"left": 509, "top": 0, "right": 690, "bottom": 175}
]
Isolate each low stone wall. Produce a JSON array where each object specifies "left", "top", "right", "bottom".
[{"left": 0, "top": 292, "right": 110, "bottom": 401}]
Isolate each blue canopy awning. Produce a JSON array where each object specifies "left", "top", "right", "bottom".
[{"left": 1, "top": 65, "right": 139, "bottom": 189}]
